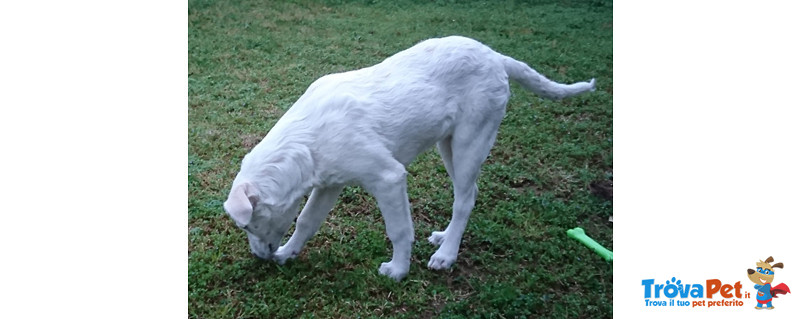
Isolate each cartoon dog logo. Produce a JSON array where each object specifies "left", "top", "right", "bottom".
[{"left": 747, "top": 256, "right": 791, "bottom": 310}]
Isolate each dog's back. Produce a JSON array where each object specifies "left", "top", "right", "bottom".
[{"left": 264, "top": 37, "right": 591, "bottom": 166}]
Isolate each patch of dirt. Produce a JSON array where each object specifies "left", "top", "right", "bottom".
[
  {"left": 589, "top": 180, "right": 612, "bottom": 201},
  {"left": 508, "top": 177, "right": 544, "bottom": 197},
  {"left": 240, "top": 133, "right": 262, "bottom": 149}
]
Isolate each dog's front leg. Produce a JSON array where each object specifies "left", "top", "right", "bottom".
[
  {"left": 365, "top": 168, "right": 414, "bottom": 281},
  {"left": 273, "top": 185, "right": 344, "bottom": 264}
]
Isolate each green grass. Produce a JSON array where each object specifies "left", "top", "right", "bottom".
[{"left": 189, "top": 0, "right": 612, "bottom": 317}]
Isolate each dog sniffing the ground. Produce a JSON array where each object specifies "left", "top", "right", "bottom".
[{"left": 223, "top": 36, "right": 595, "bottom": 281}]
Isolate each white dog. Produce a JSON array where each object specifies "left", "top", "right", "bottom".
[{"left": 223, "top": 36, "right": 595, "bottom": 281}]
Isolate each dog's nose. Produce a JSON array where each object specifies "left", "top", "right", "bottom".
[{"left": 747, "top": 269, "right": 755, "bottom": 275}]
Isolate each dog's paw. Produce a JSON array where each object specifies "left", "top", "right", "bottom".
[
  {"left": 272, "top": 246, "right": 298, "bottom": 265},
  {"left": 379, "top": 261, "right": 409, "bottom": 282},
  {"left": 427, "top": 251, "right": 457, "bottom": 270},
  {"left": 428, "top": 231, "right": 446, "bottom": 246}
]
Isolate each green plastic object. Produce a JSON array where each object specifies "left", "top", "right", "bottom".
[{"left": 567, "top": 227, "right": 613, "bottom": 262}]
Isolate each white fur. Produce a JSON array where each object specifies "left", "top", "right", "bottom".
[{"left": 223, "top": 36, "right": 595, "bottom": 281}]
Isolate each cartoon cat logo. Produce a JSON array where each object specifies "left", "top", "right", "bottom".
[{"left": 747, "top": 256, "right": 791, "bottom": 310}]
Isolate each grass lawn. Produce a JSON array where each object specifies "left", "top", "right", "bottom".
[{"left": 189, "top": 0, "right": 612, "bottom": 318}]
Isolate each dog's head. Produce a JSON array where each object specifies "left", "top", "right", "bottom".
[
  {"left": 747, "top": 256, "right": 783, "bottom": 285},
  {"left": 223, "top": 181, "right": 299, "bottom": 260}
]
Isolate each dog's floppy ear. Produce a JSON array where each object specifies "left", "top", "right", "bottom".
[
  {"left": 223, "top": 182, "right": 259, "bottom": 227},
  {"left": 772, "top": 262, "right": 784, "bottom": 269},
  {"left": 765, "top": 256, "right": 774, "bottom": 264}
]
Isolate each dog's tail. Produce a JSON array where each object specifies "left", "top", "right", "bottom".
[{"left": 502, "top": 56, "right": 595, "bottom": 100}]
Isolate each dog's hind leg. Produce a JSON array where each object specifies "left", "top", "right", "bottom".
[
  {"left": 436, "top": 136, "right": 455, "bottom": 180},
  {"left": 428, "top": 99, "right": 506, "bottom": 270},
  {"left": 273, "top": 185, "right": 344, "bottom": 264},
  {"left": 428, "top": 136, "right": 454, "bottom": 247},
  {"left": 362, "top": 160, "right": 414, "bottom": 281}
]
